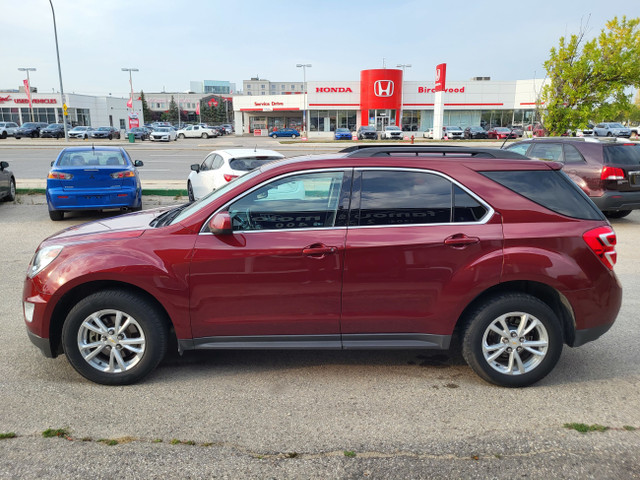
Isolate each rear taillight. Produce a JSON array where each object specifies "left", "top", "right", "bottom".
[
  {"left": 223, "top": 174, "right": 238, "bottom": 182},
  {"left": 110, "top": 171, "right": 135, "bottom": 179},
  {"left": 583, "top": 226, "right": 617, "bottom": 270},
  {"left": 48, "top": 172, "right": 73, "bottom": 180},
  {"left": 600, "top": 166, "right": 625, "bottom": 181}
]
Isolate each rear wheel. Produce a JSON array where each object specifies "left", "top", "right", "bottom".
[
  {"left": 62, "top": 290, "right": 169, "bottom": 385},
  {"left": 462, "top": 294, "right": 563, "bottom": 387},
  {"left": 3, "top": 178, "right": 16, "bottom": 202},
  {"left": 202, "top": 133, "right": 209, "bottom": 139},
  {"left": 108, "top": 134, "right": 113, "bottom": 140},
  {"left": 188, "top": 180, "right": 195, "bottom": 202},
  {"left": 271, "top": 134, "right": 277, "bottom": 138},
  {"left": 178, "top": 133, "right": 185, "bottom": 139},
  {"left": 604, "top": 210, "right": 632, "bottom": 219},
  {"left": 49, "top": 209, "right": 64, "bottom": 221},
  {"left": 607, "top": 132, "right": 612, "bottom": 137}
]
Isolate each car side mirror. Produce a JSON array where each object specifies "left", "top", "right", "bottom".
[
  {"left": 134, "top": 160, "right": 144, "bottom": 167},
  {"left": 0, "top": 161, "right": 7, "bottom": 170},
  {"left": 190, "top": 164, "right": 200, "bottom": 173},
  {"left": 50, "top": 161, "right": 54, "bottom": 167},
  {"left": 208, "top": 212, "right": 232, "bottom": 235}
]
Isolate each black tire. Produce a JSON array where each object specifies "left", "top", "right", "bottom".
[
  {"left": 607, "top": 132, "right": 612, "bottom": 137},
  {"left": 291, "top": 134, "right": 296, "bottom": 138},
  {"left": 3, "top": 177, "right": 16, "bottom": 202},
  {"left": 48, "top": 209, "right": 64, "bottom": 221},
  {"left": 202, "top": 133, "right": 209, "bottom": 139},
  {"left": 187, "top": 181, "right": 195, "bottom": 202},
  {"left": 62, "top": 289, "right": 169, "bottom": 385},
  {"left": 461, "top": 293, "right": 563, "bottom": 387},
  {"left": 604, "top": 210, "right": 632, "bottom": 219},
  {"left": 1, "top": 131, "right": 7, "bottom": 139},
  {"left": 178, "top": 133, "right": 185, "bottom": 139},
  {"left": 271, "top": 134, "right": 277, "bottom": 138}
]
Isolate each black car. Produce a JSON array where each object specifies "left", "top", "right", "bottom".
[
  {"left": 505, "top": 137, "right": 640, "bottom": 218},
  {"left": 0, "top": 161, "right": 16, "bottom": 202},
  {"left": 90, "top": 126, "right": 121, "bottom": 140},
  {"left": 463, "top": 126, "right": 489, "bottom": 139},
  {"left": 14, "top": 122, "right": 48, "bottom": 139},
  {"left": 357, "top": 125, "right": 378, "bottom": 140},
  {"left": 40, "top": 123, "right": 68, "bottom": 139},
  {"left": 126, "top": 127, "right": 149, "bottom": 140}
]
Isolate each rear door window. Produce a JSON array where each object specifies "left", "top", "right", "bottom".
[{"left": 563, "top": 144, "right": 586, "bottom": 164}]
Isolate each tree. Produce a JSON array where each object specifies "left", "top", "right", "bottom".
[
  {"left": 541, "top": 16, "right": 640, "bottom": 135},
  {"left": 139, "top": 90, "right": 152, "bottom": 124},
  {"left": 167, "top": 96, "right": 178, "bottom": 124}
]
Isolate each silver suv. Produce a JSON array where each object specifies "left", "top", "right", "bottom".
[
  {"left": 593, "top": 122, "right": 631, "bottom": 138},
  {"left": 0, "top": 122, "right": 19, "bottom": 139}
]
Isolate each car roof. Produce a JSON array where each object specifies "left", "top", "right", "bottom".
[{"left": 209, "top": 148, "right": 285, "bottom": 159}]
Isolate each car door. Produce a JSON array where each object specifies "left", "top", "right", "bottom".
[
  {"left": 340, "top": 169, "right": 503, "bottom": 346},
  {"left": 192, "top": 153, "right": 216, "bottom": 199},
  {"left": 189, "top": 169, "right": 352, "bottom": 342}
]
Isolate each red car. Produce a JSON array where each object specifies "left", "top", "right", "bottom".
[
  {"left": 487, "top": 127, "right": 518, "bottom": 139},
  {"left": 23, "top": 146, "right": 622, "bottom": 387}
]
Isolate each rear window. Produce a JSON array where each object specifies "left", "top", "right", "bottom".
[
  {"left": 604, "top": 144, "right": 640, "bottom": 166},
  {"left": 481, "top": 170, "right": 604, "bottom": 220},
  {"left": 229, "top": 156, "right": 281, "bottom": 171},
  {"left": 57, "top": 151, "right": 127, "bottom": 167}
]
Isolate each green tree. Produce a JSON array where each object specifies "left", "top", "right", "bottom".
[
  {"left": 140, "top": 90, "right": 152, "bottom": 124},
  {"left": 541, "top": 16, "right": 640, "bottom": 135},
  {"left": 167, "top": 96, "right": 178, "bottom": 124}
]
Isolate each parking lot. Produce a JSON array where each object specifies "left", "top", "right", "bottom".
[{"left": 1, "top": 141, "right": 640, "bottom": 478}]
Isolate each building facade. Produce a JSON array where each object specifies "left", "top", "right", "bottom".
[
  {"left": 242, "top": 77, "right": 305, "bottom": 96},
  {"left": 0, "top": 89, "right": 142, "bottom": 129},
  {"left": 233, "top": 69, "right": 547, "bottom": 137}
]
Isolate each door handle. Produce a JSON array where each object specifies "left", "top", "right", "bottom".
[
  {"left": 303, "top": 243, "right": 338, "bottom": 257},
  {"left": 444, "top": 234, "right": 480, "bottom": 247}
]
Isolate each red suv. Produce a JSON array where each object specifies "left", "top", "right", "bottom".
[
  {"left": 23, "top": 146, "right": 622, "bottom": 387},
  {"left": 505, "top": 138, "right": 640, "bottom": 218}
]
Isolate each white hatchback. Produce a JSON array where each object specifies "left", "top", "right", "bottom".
[{"left": 187, "top": 149, "right": 285, "bottom": 201}]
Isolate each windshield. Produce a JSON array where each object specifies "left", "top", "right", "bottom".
[
  {"left": 97, "top": 127, "right": 110, "bottom": 131},
  {"left": 361, "top": 126, "right": 375, "bottom": 132},
  {"left": 171, "top": 168, "right": 263, "bottom": 225},
  {"left": 610, "top": 123, "right": 624, "bottom": 128},
  {"left": 495, "top": 127, "right": 510, "bottom": 132},
  {"left": 336, "top": 128, "right": 349, "bottom": 133},
  {"left": 155, "top": 127, "right": 170, "bottom": 132},
  {"left": 386, "top": 126, "right": 401, "bottom": 131},
  {"left": 21, "top": 123, "right": 36, "bottom": 128}
]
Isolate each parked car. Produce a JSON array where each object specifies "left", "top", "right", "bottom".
[
  {"left": 524, "top": 123, "right": 547, "bottom": 137},
  {"left": 91, "top": 126, "right": 121, "bottom": 140},
  {"left": 422, "top": 127, "right": 435, "bottom": 139},
  {"left": 40, "top": 123, "right": 67, "bottom": 139},
  {"left": 211, "top": 126, "right": 226, "bottom": 136},
  {"left": 126, "top": 127, "right": 149, "bottom": 140},
  {"left": 270, "top": 128, "right": 300, "bottom": 138},
  {"left": 0, "top": 161, "right": 16, "bottom": 202},
  {"left": 357, "top": 125, "right": 378, "bottom": 140},
  {"left": 463, "top": 126, "right": 489, "bottom": 139},
  {"left": 381, "top": 125, "right": 403, "bottom": 139},
  {"left": 593, "top": 122, "right": 632, "bottom": 138},
  {"left": 222, "top": 124, "right": 233, "bottom": 134},
  {"left": 487, "top": 127, "right": 517, "bottom": 139},
  {"left": 177, "top": 125, "right": 219, "bottom": 139},
  {"left": 68, "top": 126, "right": 94, "bottom": 139},
  {"left": 504, "top": 137, "right": 640, "bottom": 218},
  {"left": 0, "top": 121, "right": 19, "bottom": 139},
  {"left": 443, "top": 126, "right": 464, "bottom": 139},
  {"left": 24, "top": 145, "right": 621, "bottom": 387},
  {"left": 506, "top": 125, "right": 524, "bottom": 137},
  {"left": 45, "top": 146, "right": 143, "bottom": 221},
  {"left": 14, "top": 122, "right": 48, "bottom": 139},
  {"left": 334, "top": 128, "right": 352, "bottom": 140},
  {"left": 150, "top": 127, "right": 177, "bottom": 142},
  {"left": 187, "top": 148, "right": 284, "bottom": 201}
]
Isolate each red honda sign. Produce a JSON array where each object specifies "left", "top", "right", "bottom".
[
  {"left": 359, "top": 69, "right": 403, "bottom": 127},
  {"left": 435, "top": 63, "right": 447, "bottom": 92}
]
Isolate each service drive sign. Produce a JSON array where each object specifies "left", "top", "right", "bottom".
[
  {"left": 435, "top": 63, "right": 447, "bottom": 92},
  {"left": 374, "top": 80, "right": 394, "bottom": 97}
]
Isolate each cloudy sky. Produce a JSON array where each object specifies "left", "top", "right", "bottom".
[{"left": 2, "top": 1, "right": 638, "bottom": 98}]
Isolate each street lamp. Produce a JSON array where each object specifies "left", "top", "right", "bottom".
[
  {"left": 49, "top": 0, "right": 68, "bottom": 141},
  {"left": 18, "top": 67, "right": 37, "bottom": 122},
  {"left": 396, "top": 64, "right": 411, "bottom": 130},
  {"left": 122, "top": 67, "right": 139, "bottom": 131},
  {"left": 296, "top": 63, "right": 311, "bottom": 135}
]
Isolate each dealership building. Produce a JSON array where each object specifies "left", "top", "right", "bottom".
[
  {"left": 0, "top": 88, "right": 141, "bottom": 129},
  {"left": 232, "top": 68, "right": 547, "bottom": 138}
]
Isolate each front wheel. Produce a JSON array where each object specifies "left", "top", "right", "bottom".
[
  {"left": 108, "top": 134, "right": 113, "bottom": 140},
  {"left": 178, "top": 133, "right": 185, "bottom": 139},
  {"left": 271, "top": 134, "right": 277, "bottom": 138},
  {"left": 3, "top": 178, "right": 16, "bottom": 202},
  {"left": 62, "top": 290, "right": 169, "bottom": 385},
  {"left": 291, "top": 134, "right": 297, "bottom": 138},
  {"left": 188, "top": 180, "right": 195, "bottom": 202},
  {"left": 462, "top": 294, "right": 563, "bottom": 387},
  {"left": 202, "top": 133, "right": 209, "bottom": 139}
]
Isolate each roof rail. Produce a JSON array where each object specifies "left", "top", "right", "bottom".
[{"left": 340, "top": 145, "right": 529, "bottom": 159}]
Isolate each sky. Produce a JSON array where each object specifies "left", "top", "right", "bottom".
[{"left": 2, "top": 1, "right": 639, "bottom": 98}]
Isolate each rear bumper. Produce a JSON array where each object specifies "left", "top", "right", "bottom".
[
  {"left": 47, "top": 186, "right": 142, "bottom": 210},
  {"left": 591, "top": 190, "right": 640, "bottom": 212}
]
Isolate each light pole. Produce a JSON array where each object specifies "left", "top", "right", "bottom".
[
  {"left": 18, "top": 67, "right": 37, "bottom": 122},
  {"left": 396, "top": 64, "right": 411, "bottom": 130},
  {"left": 121, "top": 67, "right": 138, "bottom": 112},
  {"left": 296, "top": 63, "right": 311, "bottom": 136},
  {"left": 49, "top": 0, "right": 68, "bottom": 141}
]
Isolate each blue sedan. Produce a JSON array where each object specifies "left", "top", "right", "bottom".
[
  {"left": 334, "top": 128, "right": 352, "bottom": 140},
  {"left": 270, "top": 128, "right": 300, "bottom": 138},
  {"left": 46, "top": 146, "right": 143, "bottom": 221}
]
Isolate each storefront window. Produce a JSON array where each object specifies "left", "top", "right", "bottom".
[
  {"left": 76, "top": 108, "right": 91, "bottom": 126},
  {"left": 401, "top": 110, "right": 421, "bottom": 132},
  {"left": 0, "top": 108, "right": 20, "bottom": 123},
  {"left": 249, "top": 116, "right": 267, "bottom": 133}
]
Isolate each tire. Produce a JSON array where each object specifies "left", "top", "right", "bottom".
[
  {"left": 61, "top": 289, "right": 169, "bottom": 385},
  {"left": 202, "top": 133, "right": 209, "bottom": 139},
  {"left": 108, "top": 134, "right": 113, "bottom": 140},
  {"left": 291, "top": 134, "right": 296, "bottom": 138},
  {"left": 3, "top": 177, "right": 16, "bottom": 202},
  {"left": 607, "top": 132, "right": 612, "bottom": 137},
  {"left": 188, "top": 181, "right": 195, "bottom": 202},
  {"left": 271, "top": 134, "right": 277, "bottom": 138},
  {"left": 1, "top": 131, "right": 6, "bottom": 139},
  {"left": 461, "top": 293, "right": 563, "bottom": 387},
  {"left": 178, "top": 133, "right": 185, "bottom": 139},
  {"left": 48, "top": 209, "right": 64, "bottom": 221},
  {"left": 604, "top": 210, "right": 632, "bottom": 219}
]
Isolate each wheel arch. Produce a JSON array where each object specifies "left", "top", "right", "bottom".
[
  {"left": 453, "top": 280, "right": 575, "bottom": 346},
  {"left": 48, "top": 280, "right": 177, "bottom": 357}
]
